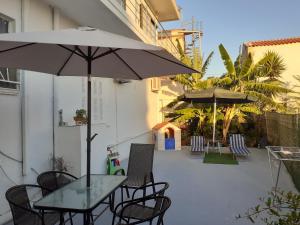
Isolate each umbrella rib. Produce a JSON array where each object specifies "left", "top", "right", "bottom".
[
  {"left": 57, "top": 44, "right": 86, "bottom": 59},
  {"left": 57, "top": 47, "right": 76, "bottom": 75},
  {"left": 143, "top": 50, "right": 199, "bottom": 73},
  {"left": 0, "top": 43, "right": 36, "bottom": 54},
  {"left": 111, "top": 50, "right": 143, "bottom": 80},
  {"left": 93, "top": 48, "right": 120, "bottom": 60},
  {"left": 91, "top": 47, "right": 100, "bottom": 58},
  {"left": 75, "top": 46, "right": 88, "bottom": 59}
]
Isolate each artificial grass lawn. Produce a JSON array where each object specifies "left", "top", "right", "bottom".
[{"left": 203, "top": 152, "right": 238, "bottom": 165}]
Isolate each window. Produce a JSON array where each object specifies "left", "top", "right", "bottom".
[
  {"left": 139, "top": 4, "right": 156, "bottom": 41},
  {"left": 0, "top": 16, "right": 19, "bottom": 91}
]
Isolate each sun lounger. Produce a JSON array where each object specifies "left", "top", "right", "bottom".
[
  {"left": 229, "top": 134, "right": 250, "bottom": 155},
  {"left": 190, "top": 136, "right": 207, "bottom": 153}
]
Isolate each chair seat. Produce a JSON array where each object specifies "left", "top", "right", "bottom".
[
  {"left": 16, "top": 212, "right": 60, "bottom": 225},
  {"left": 117, "top": 204, "right": 154, "bottom": 220},
  {"left": 230, "top": 146, "right": 250, "bottom": 155},
  {"left": 122, "top": 178, "right": 147, "bottom": 188}
]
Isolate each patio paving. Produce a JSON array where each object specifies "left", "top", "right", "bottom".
[{"left": 5, "top": 147, "right": 297, "bottom": 225}]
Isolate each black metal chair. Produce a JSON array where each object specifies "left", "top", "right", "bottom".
[
  {"left": 113, "top": 182, "right": 169, "bottom": 225},
  {"left": 37, "top": 171, "right": 77, "bottom": 195},
  {"left": 37, "top": 171, "right": 78, "bottom": 225},
  {"left": 6, "top": 184, "right": 60, "bottom": 225},
  {"left": 112, "top": 196, "right": 171, "bottom": 225},
  {"left": 116, "top": 144, "right": 155, "bottom": 201}
]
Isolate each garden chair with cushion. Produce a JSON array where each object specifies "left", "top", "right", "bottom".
[
  {"left": 229, "top": 134, "right": 250, "bottom": 156},
  {"left": 6, "top": 184, "right": 60, "bottom": 225}
]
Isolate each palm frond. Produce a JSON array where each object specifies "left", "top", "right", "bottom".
[
  {"left": 240, "top": 53, "right": 253, "bottom": 79},
  {"left": 219, "top": 44, "right": 236, "bottom": 78},
  {"left": 201, "top": 51, "right": 214, "bottom": 76},
  {"left": 258, "top": 51, "right": 286, "bottom": 80},
  {"left": 244, "top": 91, "right": 278, "bottom": 107},
  {"left": 239, "top": 105, "right": 261, "bottom": 114},
  {"left": 244, "top": 81, "right": 292, "bottom": 96}
]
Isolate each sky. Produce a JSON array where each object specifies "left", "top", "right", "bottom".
[{"left": 163, "top": 0, "right": 300, "bottom": 77}]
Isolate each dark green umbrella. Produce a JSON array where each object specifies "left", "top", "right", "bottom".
[{"left": 180, "top": 87, "right": 256, "bottom": 143}]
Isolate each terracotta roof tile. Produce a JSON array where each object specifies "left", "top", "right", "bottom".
[
  {"left": 245, "top": 37, "right": 300, "bottom": 47},
  {"left": 152, "top": 121, "right": 170, "bottom": 130}
]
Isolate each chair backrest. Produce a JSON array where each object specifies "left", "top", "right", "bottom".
[
  {"left": 6, "top": 185, "right": 41, "bottom": 225},
  {"left": 191, "top": 136, "right": 204, "bottom": 151},
  {"left": 127, "top": 144, "right": 154, "bottom": 184},
  {"left": 37, "top": 171, "right": 77, "bottom": 196},
  {"left": 132, "top": 182, "right": 169, "bottom": 199},
  {"left": 230, "top": 134, "right": 245, "bottom": 148}
]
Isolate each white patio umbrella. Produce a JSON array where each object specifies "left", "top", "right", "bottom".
[{"left": 0, "top": 27, "right": 197, "bottom": 187}]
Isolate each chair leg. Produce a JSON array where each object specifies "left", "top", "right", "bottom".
[
  {"left": 90, "top": 214, "right": 94, "bottom": 225},
  {"left": 121, "top": 187, "right": 124, "bottom": 204},
  {"left": 150, "top": 172, "right": 156, "bottom": 195},
  {"left": 125, "top": 186, "right": 130, "bottom": 198},
  {"left": 68, "top": 212, "right": 73, "bottom": 225}
]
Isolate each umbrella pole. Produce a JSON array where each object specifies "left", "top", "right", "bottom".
[
  {"left": 87, "top": 47, "right": 92, "bottom": 187},
  {"left": 212, "top": 99, "right": 216, "bottom": 144}
]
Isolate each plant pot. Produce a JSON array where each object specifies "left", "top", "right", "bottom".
[{"left": 73, "top": 116, "right": 87, "bottom": 125}]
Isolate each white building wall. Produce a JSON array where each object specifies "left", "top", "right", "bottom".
[
  {"left": 0, "top": 0, "right": 79, "bottom": 223},
  {"left": 0, "top": 0, "right": 162, "bottom": 223}
]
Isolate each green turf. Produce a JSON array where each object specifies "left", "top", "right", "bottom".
[{"left": 203, "top": 152, "right": 238, "bottom": 165}]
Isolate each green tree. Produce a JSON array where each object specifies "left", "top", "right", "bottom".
[{"left": 216, "top": 44, "right": 290, "bottom": 142}]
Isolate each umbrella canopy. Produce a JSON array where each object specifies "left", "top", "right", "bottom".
[
  {"left": 180, "top": 87, "right": 256, "bottom": 144},
  {"left": 0, "top": 28, "right": 196, "bottom": 79},
  {"left": 180, "top": 87, "right": 256, "bottom": 104},
  {"left": 0, "top": 28, "right": 197, "bottom": 187}
]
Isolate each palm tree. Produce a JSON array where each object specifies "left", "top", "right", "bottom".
[
  {"left": 165, "top": 40, "right": 216, "bottom": 135},
  {"left": 217, "top": 44, "right": 290, "bottom": 142}
]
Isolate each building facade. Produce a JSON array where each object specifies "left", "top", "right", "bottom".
[
  {"left": 0, "top": 0, "right": 181, "bottom": 222},
  {"left": 243, "top": 37, "right": 300, "bottom": 108}
]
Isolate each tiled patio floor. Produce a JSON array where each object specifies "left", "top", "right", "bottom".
[{"left": 6, "top": 148, "right": 297, "bottom": 225}]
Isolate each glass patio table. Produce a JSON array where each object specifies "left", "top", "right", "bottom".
[{"left": 34, "top": 174, "right": 127, "bottom": 225}]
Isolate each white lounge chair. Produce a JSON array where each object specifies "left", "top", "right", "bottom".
[{"left": 229, "top": 134, "right": 250, "bottom": 155}]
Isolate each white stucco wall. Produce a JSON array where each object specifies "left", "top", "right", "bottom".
[
  {"left": 0, "top": 0, "right": 161, "bottom": 223},
  {"left": 0, "top": 0, "right": 78, "bottom": 223}
]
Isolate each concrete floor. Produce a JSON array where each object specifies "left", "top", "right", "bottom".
[{"left": 6, "top": 148, "right": 297, "bottom": 225}]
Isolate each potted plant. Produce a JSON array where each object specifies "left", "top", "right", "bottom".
[{"left": 73, "top": 109, "right": 87, "bottom": 125}]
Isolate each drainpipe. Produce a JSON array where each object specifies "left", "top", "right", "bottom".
[
  {"left": 52, "top": 8, "right": 59, "bottom": 169},
  {"left": 20, "top": 0, "right": 29, "bottom": 176}
]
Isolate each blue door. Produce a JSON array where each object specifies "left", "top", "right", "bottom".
[{"left": 165, "top": 138, "right": 175, "bottom": 150}]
